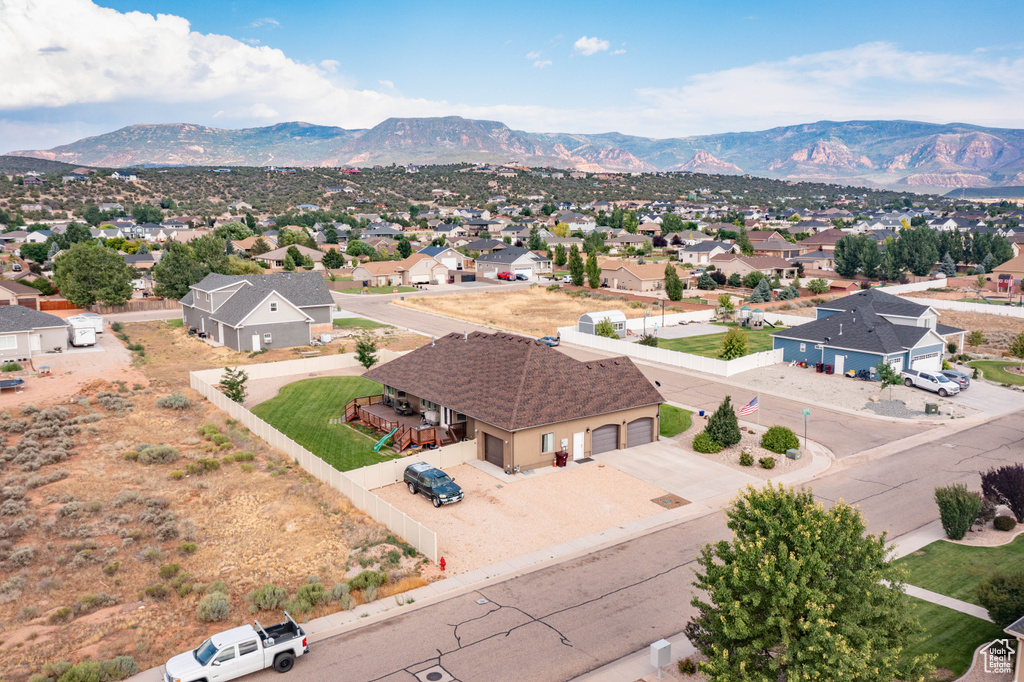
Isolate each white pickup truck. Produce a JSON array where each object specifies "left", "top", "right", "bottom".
[{"left": 164, "top": 613, "right": 308, "bottom": 682}]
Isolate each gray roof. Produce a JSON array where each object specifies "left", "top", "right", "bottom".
[
  {"left": 462, "top": 238, "right": 506, "bottom": 251},
  {"left": 773, "top": 307, "right": 929, "bottom": 355},
  {"left": 0, "top": 305, "right": 67, "bottom": 332},
  {"left": 681, "top": 241, "right": 733, "bottom": 253},
  {"left": 186, "top": 273, "right": 333, "bottom": 327},
  {"left": 818, "top": 288, "right": 932, "bottom": 319},
  {"left": 418, "top": 246, "right": 456, "bottom": 258},
  {"left": 1006, "top": 613, "right": 1024, "bottom": 638},
  {"left": 476, "top": 246, "right": 543, "bottom": 264},
  {"left": 936, "top": 323, "right": 966, "bottom": 336}
]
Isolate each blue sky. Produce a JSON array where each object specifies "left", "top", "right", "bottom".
[{"left": 1, "top": 0, "right": 1022, "bottom": 151}]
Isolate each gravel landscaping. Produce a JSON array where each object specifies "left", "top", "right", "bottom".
[
  {"left": 735, "top": 364, "right": 977, "bottom": 419},
  {"left": 676, "top": 421, "right": 812, "bottom": 480}
]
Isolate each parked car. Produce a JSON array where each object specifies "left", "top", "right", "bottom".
[
  {"left": 164, "top": 613, "right": 308, "bottom": 682},
  {"left": 940, "top": 369, "right": 970, "bottom": 389},
  {"left": 538, "top": 335, "right": 560, "bottom": 347},
  {"left": 515, "top": 273, "right": 530, "bottom": 281},
  {"left": 561, "top": 275, "right": 572, "bottom": 284},
  {"left": 496, "top": 271, "right": 515, "bottom": 281},
  {"left": 902, "top": 369, "right": 960, "bottom": 397},
  {"left": 404, "top": 461, "right": 464, "bottom": 508}
]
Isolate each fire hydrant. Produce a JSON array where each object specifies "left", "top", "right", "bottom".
[{"left": 439, "top": 557, "right": 446, "bottom": 572}]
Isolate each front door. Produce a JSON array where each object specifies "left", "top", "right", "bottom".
[
  {"left": 30, "top": 334, "right": 40, "bottom": 352},
  {"left": 833, "top": 355, "right": 845, "bottom": 375},
  {"left": 572, "top": 432, "right": 585, "bottom": 460},
  {"left": 251, "top": 335, "right": 260, "bottom": 352}
]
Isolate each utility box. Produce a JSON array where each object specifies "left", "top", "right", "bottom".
[
  {"left": 650, "top": 639, "right": 671, "bottom": 676},
  {"left": 925, "top": 403, "right": 939, "bottom": 415},
  {"left": 786, "top": 449, "right": 802, "bottom": 460}
]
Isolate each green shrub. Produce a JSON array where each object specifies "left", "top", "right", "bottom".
[
  {"left": 102, "top": 562, "right": 119, "bottom": 576},
  {"left": 169, "top": 470, "right": 184, "bottom": 480},
  {"left": 994, "top": 515, "right": 1017, "bottom": 532},
  {"left": 240, "top": 463, "right": 254, "bottom": 473},
  {"left": 297, "top": 582, "right": 327, "bottom": 607},
  {"left": 207, "top": 579, "right": 228, "bottom": 595},
  {"left": 691, "top": 430, "right": 721, "bottom": 454},
  {"left": 247, "top": 584, "right": 287, "bottom": 612},
  {"left": 1, "top": 362, "right": 22, "bottom": 372},
  {"left": 739, "top": 452, "right": 754, "bottom": 466},
  {"left": 706, "top": 397, "right": 741, "bottom": 447},
  {"left": 47, "top": 606, "right": 73, "bottom": 624},
  {"left": 74, "top": 592, "right": 118, "bottom": 614},
  {"left": 178, "top": 542, "right": 198, "bottom": 555},
  {"left": 198, "top": 424, "right": 220, "bottom": 439},
  {"left": 156, "top": 393, "right": 191, "bottom": 410},
  {"left": 760, "top": 425, "right": 799, "bottom": 454},
  {"left": 977, "top": 570, "right": 1024, "bottom": 627},
  {"left": 144, "top": 583, "right": 169, "bottom": 600},
  {"left": 678, "top": 656, "right": 698, "bottom": 674},
  {"left": 210, "top": 433, "right": 230, "bottom": 446},
  {"left": 234, "top": 451, "right": 255, "bottom": 461},
  {"left": 934, "top": 483, "right": 984, "bottom": 540},
  {"left": 186, "top": 458, "right": 221, "bottom": 475},
  {"left": 111, "top": 322, "right": 123, "bottom": 333},
  {"left": 637, "top": 334, "right": 658, "bottom": 347},
  {"left": 196, "top": 592, "right": 231, "bottom": 622},
  {"left": 136, "top": 444, "right": 179, "bottom": 465},
  {"left": 347, "top": 570, "right": 387, "bottom": 591},
  {"left": 158, "top": 564, "right": 180, "bottom": 580},
  {"left": 759, "top": 457, "right": 776, "bottom": 469}
]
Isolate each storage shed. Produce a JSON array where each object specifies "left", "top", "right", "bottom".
[{"left": 578, "top": 310, "right": 627, "bottom": 338}]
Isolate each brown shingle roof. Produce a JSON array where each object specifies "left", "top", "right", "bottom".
[
  {"left": 600, "top": 259, "right": 667, "bottom": 281},
  {"left": 0, "top": 280, "right": 41, "bottom": 295},
  {"left": 364, "top": 331, "right": 663, "bottom": 431}
]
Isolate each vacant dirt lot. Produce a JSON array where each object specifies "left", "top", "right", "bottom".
[
  {"left": 374, "top": 461, "right": 668, "bottom": 572},
  {"left": 395, "top": 287, "right": 674, "bottom": 336}
]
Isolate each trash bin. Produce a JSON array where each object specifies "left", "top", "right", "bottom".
[
  {"left": 925, "top": 403, "right": 939, "bottom": 415},
  {"left": 815, "top": 362, "right": 824, "bottom": 373},
  {"left": 824, "top": 364, "right": 834, "bottom": 375},
  {"left": 785, "top": 449, "right": 802, "bottom": 460},
  {"left": 555, "top": 451, "right": 568, "bottom": 467}
]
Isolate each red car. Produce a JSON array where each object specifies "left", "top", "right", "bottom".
[{"left": 496, "top": 271, "right": 515, "bottom": 281}]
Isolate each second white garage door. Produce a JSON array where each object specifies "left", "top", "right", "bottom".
[
  {"left": 911, "top": 351, "right": 942, "bottom": 372},
  {"left": 591, "top": 424, "right": 619, "bottom": 455}
]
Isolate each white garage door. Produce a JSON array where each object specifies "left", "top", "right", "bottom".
[
  {"left": 514, "top": 268, "right": 533, "bottom": 280},
  {"left": 591, "top": 424, "right": 619, "bottom": 455},
  {"left": 887, "top": 356, "right": 903, "bottom": 373},
  {"left": 911, "top": 351, "right": 941, "bottom": 372}
]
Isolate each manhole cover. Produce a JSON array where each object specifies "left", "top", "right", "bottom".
[
  {"left": 415, "top": 666, "right": 454, "bottom": 682},
  {"left": 652, "top": 494, "right": 690, "bottom": 509}
]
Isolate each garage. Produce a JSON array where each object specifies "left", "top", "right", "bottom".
[
  {"left": 513, "top": 268, "right": 533, "bottom": 281},
  {"left": 626, "top": 418, "right": 653, "bottom": 447},
  {"left": 911, "top": 351, "right": 941, "bottom": 372},
  {"left": 484, "top": 433, "right": 504, "bottom": 468},
  {"left": 591, "top": 424, "right": 619, "bottom": 455}
]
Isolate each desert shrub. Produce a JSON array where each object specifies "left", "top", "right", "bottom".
[
  {"left": 178, "top": 542, "right": 197, "bottom": 555},
  {"left": 759, "top": 457, "right": 776, "bottom": 469},
  {"left": 678, "top": 656, "right": 698, "bottom": 674},
  {"left": 144, "top": 583, "right": 169, "bottom": 599},
  {"left": 197, "top": 592, "right": 232, "bottom": 622},
  {"left": 22, "top": 404, "right": 39, "bottom": 416},
  {"left": 102, "top": 562, "right": 119, "bottom": 576},
  {"left": 234, "top": 451, "right": 255, "bottom": 461},
  {"left": 47, "top": 606, "right": 73, "bottom": 624},
  {"left": 240, "top": 463, "right": 254, "bottom": 473},
  {"left": 994, "top": 515, "right": 1017, "bottom": 532},
  {"left": 8, "top": 546, "right": 36, "bottom": 566},
  {"left": 210, "top": 433, "right": 230, "bottom": 446},
  {"left": 207, "top": 579, "right": 228, "bottom": 595},
  {"left": 297, "top": 582, "right": 328, "bottom": 607},
  {"left": 169, "top": 470, "right": 184, "bottom": 480},
  {"left": 981, "top": 464, "right": 1024, "bottom": 522},
  {"left": 248, "top": 584, "right": 287, "bottom": 612},
  {"left": 111, "top": 490, "right": 143, "bottom": 507},
  {"left": 348, "top": 570, "right": 388, "bottom": 591},
  {"left": 198, "top": 424, "right": 220, "bottom": 438},
  {"left": 760, "top": 426, "right": 799, "bottom": 454},
  {"left": 1, "top": 418, "right": 28, "bottom": 433},
  {"left": 158, "top": 563, "right": 180, "bottom": 580},
  {"left": 934, "top": 483, "right": 984, "bottom": 540},
  {"left": 139, "top": 546, "right": 165, "bottom": 562},
  {"left": 96, "top": 392, "right": 133, "bottom": 413},
  {"left": 74, "top": 592, "right": 118, "bottom": 614},
  {"left": 691, "top": 431, "right": 721, "bottom": 454},
  {"left": 738, "top": 452, "right": 754, "bottom": 467},
  {"left": 364, "top": 584, "right": 378, "bottom": 603},
  {"left": 136, "top": 444, "right": 179, "bottom": 465},
  {"left": 331, "top": 582, "right": 352, "bottom": 606},
  {"left": 283, "top": 597, "right": 313, "bottom": 614},
  {"left": 706, "top": 397, "right": 741, "bottom": 447},
  {"left": 156, "top": 521, "right": 180, "bottom": 541},
  {"left": 1, "top": 499, "right": 26, "bottom": 515},
  {"left": 86, "top": 500, "right": 102, "bottom": 513},
  {"left": 156, "top": 393, "right": 191, "bottom": 410},
  {"left": 59, "top": 501, "right": 84, "bottom": 518},
  {"left": 186, "top": 458, "right": 221, "bottom": 475},
  {"left": 977, "top": 571, "right": 1024, "bottom": 627}
]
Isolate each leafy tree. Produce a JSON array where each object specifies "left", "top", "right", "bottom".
[
  {"left": 553, "top": 243, "right": 567, "bottom": 267},
  {"left": 225, "top": 255, "right": 263, "bottom": 275},
  {"left": 322, "top": 249, "right": 346, "bottom": 270},
  {"left": 52, "top": 242, "right": 133, "bottom": 307},
  {"left": 717, "top": 293, "right": 735, "bottom": 314},
  {"left": 396, "top": 237, "right": 412, "bottom": 259},
  {"left": 717, "top": 327, "right": 748, "bottom": 360},
  {"left": 705, "top": 396, "right": 741, "bottom": 446},
  {"left": 527, "top": 227, "right": 544, "bottom": 251},
  {"left": 696, "top": 272, "right": 717, "bottom": 290},
  {"left": 833, "top": 235, "right": 861, "bottom": 278},
  {"left": 686, "top": 484, "right": 932, "bottom": 682},
  {"left": 623, "top": 210, "right": 638, "bottom": 234},
  {"left": 356, "top": 335, "right": 379, "bottom": 370},
  {"left": 190, "top": 234, "right": 228, "bottom": 274},
  {"left": 585, "top": 252, "right": 600, "bottom": 289},
  {"left": 1006, "top": 331, "right": 1024, "bottom": 370},
  {"left": 742, "top": 271, "right": 766, "bottom": 289},
  {"left": 152, "top": 242, "right": 208, "bottom": 299},
  {"left": 324, "top": 227, "right": 338, "bottom": 244},
  {"left": 934, "top": 484, "right": 983, "bottom": 541},
  {"left": 874, "top": 360, "right": 901, "bottom": 400},
  {"left": 660, "top": 213, "right": 684, "bottom": 233},
  {"left": 213, "top": 221, "right": 251, "bottom": 241},
  {"left": 737, "top": 227, "right": 753, "bottom": 256},
  {"left": 245, "top": 213, "right": 257, "bottom": 232},
  {"left": 968, "top": 329, "right": 986, "bottom": 347},
  {"left": 251, "top": 237, "right": 272, "bottom": 256},
  {"left": 900, "top": 227, "right": 940, "bottom": 276},
  {"left": 219, "top": 367, "right": 248, "bottom": 403},
  {"left": 807, "top": 278, "right": 829, "bottom": 294},
  {"left": 981, "top": 464, "right": 1024, "bottom": 522},
  {"left": 977, "top": 571, "right": 1024, "bottom": 628},
  {"left": 664, "top": 263, "right": 683, "bottom": 301},
  {"left": 568, "top": 245, "right": 585, "bottom": 286},
  {"left": 20, "top": 241, "right": 50, "bottom": 264},
  {"left": 594, "top": 318, "right": 618, "bottom": 339},
  {"left": 346, "top": 240, "right": 376, "bottom": 258},
  {"left": 26, "top": 277, "right": 55, "bottom": 296},
  {"left": 939, "top": 252, "right": 957, "bottom": 277},
  {"left": 131, "top": 204, "right": 164, "bottom": 224}
]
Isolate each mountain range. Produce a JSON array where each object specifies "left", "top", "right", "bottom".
[{"left": 9, "top": 117, "right": 1024, "bottom": 190}]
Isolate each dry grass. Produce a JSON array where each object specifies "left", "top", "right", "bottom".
[{"left": 395, "top": 287, "right": 663, "bottom": 336}]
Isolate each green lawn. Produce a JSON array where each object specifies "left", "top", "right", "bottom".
[
  {"left": 894, "top": 535, "right": 1024, "bottom": 605},
  {"left": 166, "top": 319, "right": 184, "bottom": 328},
  {"left": 659, "top": 405, "right": 693, "bottom": 437},
  {"left": 903, "top": 598, "right": 1006, "bottom": 677},
  {"left": 969, "top": 360, "right": 1024, "bottom": 386},
  {"left": 251, "top": 376, "right": 396, "bottom": 471},
  {"left": 332, "top": 317, "right": 391, "bottom": 329},
  {"left": 655, "top": 324, "right": 781, "bottom": 358}
]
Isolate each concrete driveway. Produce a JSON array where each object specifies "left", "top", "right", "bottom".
[
  {"left": 593, "top": 440, "right": 760, "bottom": 502},
  {"left": 950, "top": 380, "right": 1024, "bottom": 417}
]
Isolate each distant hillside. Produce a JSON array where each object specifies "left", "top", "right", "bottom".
[
  {"left": 10, "top": 117, "right": 1024, "bottom": 189},
  {"left": 0, "top": 155, "right": 81, "bottom": 174}
]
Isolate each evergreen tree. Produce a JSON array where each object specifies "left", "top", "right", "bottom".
[
  {"left": 283, "top": 253, "right": 296, "bottom": 271},
  {"left": 356, "top": 335, "right": 379, "bottom": 369},
  {"left": 737, "top": 227, "right": 753, "bottom": 256},
  {"left": 717, "top": 327, "right": 748, "bottom": 360},
  {"left": 664, "top": 263, "right": 683, "bottom": 301},
  {"left": 219, "top": 367, "right": 248, "bottom": 403},
  {"left": 939, "top": 252, "right": 957, "bottom": 277},
  {"left": 585, "top": 252, "right": 600, "bottom": 289},
  {"left": 705, "top": 396, "right": 741, "bottom": 446},
  {"left": 397, "top": 237, "right": 412, "bottom": 259},
  {"left": 554, "top": 243, "right": 567, "bottom": 267},
  {"left": 859, "top": 238, "right": 882, "bottom": 278},
  {"left": 749, "top": 278, "right": 772, "bottom": 303},
  {"left": 568, "top": 245, "right": 585, "bottom": 286},
  {"left": 833, "top": 235, "right": 861, "bottom": 278}
]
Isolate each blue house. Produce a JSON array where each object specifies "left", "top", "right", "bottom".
[{"left": 772, "top": 289, "right": 964, "bottom": 375}]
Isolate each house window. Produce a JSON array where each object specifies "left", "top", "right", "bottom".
[
  {"left": 263, "top": 333, "right": 272, "bottom": 344},
  {"left": 270, "top": 302, "right": 277, "bottom": 312},
  {"left": 456, "top": 413, "right": 467, "bottom": 423},
  {"left": 0, "top": 335, "right": 16, "bottom": 350},
  {"left": 422, "top": 399, "right": 437, "bottom": 411},
  {"left": 385, "top": 386, "right": 395, "bottom": 397},
  {"left": 541, "top": 432, "right": 555, "bottom": 453},
  {"left": 800, "top": 343, "right": 806, "bottom": 353}
]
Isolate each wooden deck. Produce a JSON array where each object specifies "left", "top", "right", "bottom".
[{"left": 343, "top": 395, "right": 468, "bottom": 451}]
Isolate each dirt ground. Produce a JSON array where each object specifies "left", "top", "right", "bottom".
[
  {"left": 0, "top": 322, "right": 432, "bottom": 682},
  {"left": 374, "top": 461, "right": 668, "bottom": 573},
  {"left": 395, "top": 287, "right": 671, "bottom": 336}
]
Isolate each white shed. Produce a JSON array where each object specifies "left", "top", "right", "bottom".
[{"left": 578, "top": 310, "right": 628, "bottom": 338}]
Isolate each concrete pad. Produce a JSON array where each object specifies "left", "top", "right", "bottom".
[
  {"left": 594, "top": 441, "right": 761, "bottom": 502},
  {"left": 952, "top": 381, "right": 1024, "bottom": 416},
  {"left": 647, "top": 322, "right": 727, "bottom": 340}
]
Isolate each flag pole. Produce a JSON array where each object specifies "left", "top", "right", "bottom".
[{"left": 757, "top": 393, "right": 760, "bottom": 427}]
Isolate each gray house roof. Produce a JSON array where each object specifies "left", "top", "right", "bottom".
[
  {"left": 0, "top": 305, "right": 67, "bottom": 333},
  {"left": 1005, "top": 613, "right": 1024, "bottom": 638},
  {"left": 183, "top": 273, "right": 332, "bottom": 327},
  {"left": 817, "top": 288, "right": 932, "bottom": 319},
  {"left": 773, "top": 307, "right": 930, "bottom": 355},
  {"left": 681, "top": 240, "right": 734, "bottom": 253}
]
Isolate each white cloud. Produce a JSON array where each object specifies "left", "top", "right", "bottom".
[
  {"left": 378, "top": 80, "right": 395, "bottom": 89},
  {"left": 573, "top": 36, "right": 609, "bottom": 56},
  {"left": 611, "top": 49, "right": 626, "bottom": 55},
  {"left": 525, "top": 51, "right": 541, "bottom": 60},
  {"left": 533, "top": 60, "right": 552, "bottom": 69},
  {"left": 319, "top": 59, "right": 340, "bottom": 73},
  {"left": 248, "top": 17, "right": 279, "bottom": 28}
]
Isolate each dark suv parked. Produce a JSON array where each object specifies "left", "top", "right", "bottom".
[{"left": 403, "top": 462, "right": 464, "bottom": 508}]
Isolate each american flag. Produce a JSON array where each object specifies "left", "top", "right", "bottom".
[{"left": 738, "top": 396, "right": 759, "bottom": 416}]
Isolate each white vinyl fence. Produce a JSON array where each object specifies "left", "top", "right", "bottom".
[
  {"left": 905, "top": 297, "right": 1024, "bottom": 319},
  {"left": 558, "top": 326, "right": 784, "bottom": 377},
  {"left": 189, "top": 354, "right": 476, "bottom": 562},
  {"left": 878, "top": 278, "right": 948, "bottom": 295}
]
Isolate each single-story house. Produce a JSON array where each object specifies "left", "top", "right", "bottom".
[
  {"left": 637, "top": 222, "right": 662, "bottom": 236},
  {"left": 475, "top": 245, "right": 552, "bottom": 280},
  {"left": 25, "top": 230, "right": 53, "bottom": 244},
  {"left": 790, "top": 250, "right": 835, "bottom": 270},
  {"left": 351, "top": 254, "right": 448, "bottom": 286},
  {"left": 678, "top": 241, "right": 735, "bottom": 265},
  {"left": 180, "top": 273, "right": 333, "bottom": 351},
  {"left": 362, "top": 331, "right": 663, "bottom": 470},
  {"left": 599, "top": 259, "right": 667, "bottom": 292},
  {"left": 751, "top": 239, "right": 801, "bottom": 260},
  {"left": 0, "top": 305, "right": 68, "bottom": 361},
  {"left": 254, "top": 245, "right": 325, "bottom": 270},
  {"left": 709, "top": 254, "right": 799, "bottom": 280},
  {"left": 0, "top": 281, "right": 43, "bottom": 309},
  {"left": 796, "top": 228, "right": 846, "bottom": 253},
  {"left": 418, "top": 246, "right": 470, "bottom": 271},
  {"left": 992, "top": 253, "right": 1024, "bottom": 283},
  {"left": 772, "top": 288, "right": 965, "bottom": 375},
  {"left": 461, "top": 238, "right": 506, "bottom": 255}
]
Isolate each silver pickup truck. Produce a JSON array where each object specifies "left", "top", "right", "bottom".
[{"left": 164, "top": 613, "right": 308, "bottom": 682}]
